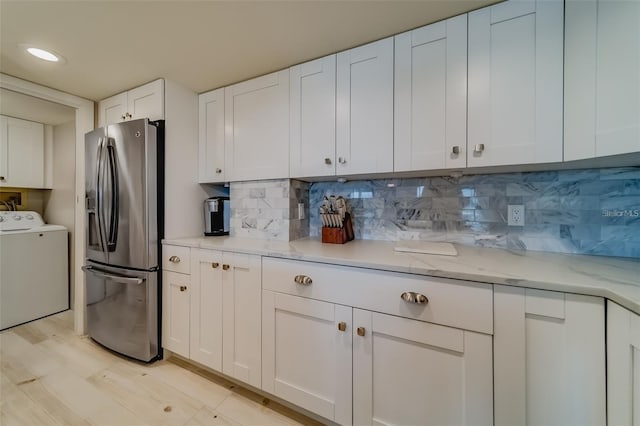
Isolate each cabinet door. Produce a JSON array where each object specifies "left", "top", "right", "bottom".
[
  {"left": 289, "top": 54, "right": 336, "bottom": 178},
  {"left": 162, "top": 270, "right": 190, "bottom": 358},
  {"left": 222, "top": 253, "right": 261, "bottom": 388},
  {"left": 0, "top": 116, "right": 44, "bottom": 188},
  {"left": 225, "top": 70, "right": 289, "bottom": 181},
  {"left": 337, "top": 38, "right": 393, "bottom": 175},
  {"left": 353, "top": 309, "right": 493, "bottom": 426},
  {"left": 190, "top": 249, "right": 223, "bottom": 371},
  {"left": 98, "top": 92, "right": 128, "bottom": 127},
  {"left": 468, "top": 0, "right": 563, "bottom": 167},
  {"left": 128, "top": 79, "right": 165, "bottom": 122},
  {"left": 394, "top": 15, "right": 467, "bottom": 171},
  {"left": 198, "top": 88, "right": 226, "bottom": 183},
  {"left": 607, "top": 301, "right": 640, "bottom": 426},
  {"left": 262, "top": 291, "right": 352, "bottom": 425},
  {"left": 494, "top": 286, "right": 605, "bottom": 426},
  {"left": 565, "top": 0, "right": 640, "bottom": 160}
]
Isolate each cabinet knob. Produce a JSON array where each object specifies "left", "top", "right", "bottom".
[
  {"left": 400, "top": 291, "right": 429, "bottom": 305},
  {"left": 324, "top": 158, "right": 332, "bottom": 165},
  {"left": 215, "top": 168, "right": 222, "bottom": 174},
  {"left": 452, "top": 146, "right": 460, "bottom": 155},
  {"left": 179, "top": 285, "right": 187, "bottom": 292},
  {"left": 474, "top": 144, "right": 485, "bottom": 153},
  {"left": 211, "top": 262, "right": 219, "bottom": 268},
  {"left": 169, "top": 255, "right": 181, "bottom": 263},
  {"left": 357, "top": 327, "right": 366, "bottom": 337},
  {"left": 222, "top": 264, "right": 230, "bottom": 271},
  {"left": 338, "top": 322, "right": 347, "bottom": 332},
  {"left": 293, "top": 275, "right": 312, "bottom": 285},
  {"left": 0, "top": 176, "right": 5, "bottom": 181},
  {"left": 121, "top": 114, "right": 126, "bottom": 120},
  {"left": 125, "top": 112, "right": 132, "bottom": 119},
  {"left": 338, "top": 157, "right": 347, "bottom": 165}
]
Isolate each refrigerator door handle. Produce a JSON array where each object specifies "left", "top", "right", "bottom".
[
  {"left": 95, "top": 137, "right": 109, "bottom": 253},
  {"left": 81, "top": 265, "right": 144, "bottom": 285},
  {"left": 105, "top": 139, "right": 119, "bottom": 251}
]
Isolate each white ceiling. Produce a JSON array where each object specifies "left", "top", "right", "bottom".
[{"left": 0, "top": 0, "right": 498, "bottom": 102}]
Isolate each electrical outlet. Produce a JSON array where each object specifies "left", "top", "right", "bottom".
[{"left": 508, "top": 205, "right": 525, "bottom": 226}]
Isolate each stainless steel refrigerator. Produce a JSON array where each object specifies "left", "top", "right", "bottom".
[{"left": 82, "top": 118, "right": 163, "bottom": 362}]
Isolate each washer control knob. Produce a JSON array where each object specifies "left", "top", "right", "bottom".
[
  {"left": 25, "top": 214, "right": 34, "bottom": 220},
  {"left": 0, "top": 216, "right": 4, "bottom": 222},
  {"left": 13, "top": 215, "right": 21, "bottom": 221}
]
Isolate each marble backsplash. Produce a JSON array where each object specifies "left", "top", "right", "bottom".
[
  {"left": 230, "top": 179, "right": 309, "bottom": 241},
  {"left": 309, "top": 167, "right": 640, "bottom": 259}
]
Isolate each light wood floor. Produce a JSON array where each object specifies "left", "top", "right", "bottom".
[{"left": 0, "top": 311, "right": 323, "bottom": 426}]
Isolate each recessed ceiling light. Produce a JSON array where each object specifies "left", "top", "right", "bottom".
[
  {"left": 27, "top": 47, "right": 59, "bottom": 62},
  {"left": 20, "top": 44, "right": 66, "bottom": 63}
]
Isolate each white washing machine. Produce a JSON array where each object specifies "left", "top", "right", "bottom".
[{"left": 0, "top": 211, "right": 69, "bottom": 330}]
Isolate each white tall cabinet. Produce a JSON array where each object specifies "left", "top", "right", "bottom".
[
  {"left": 565, "top": 0, "right": 640, "bottom": 160},
  {"left": 98, "top": 79, "right": 164, "bottom": 127},
  {"left": 224, "top": 70, "right": 289, "bottom": 182},
  {"left": 289, "top": 55, "right": 336, "bottom": 178},
  {"left": 336, "top": 38, "right": 394, "bottom": 175},
  {"left": 493, "top": 286, "right": 606, "bottom": 426},
  {"left": 467, "top": 0, "right": 564, "bottom": 167},
  {"left": 394, "top": 15, "right": 467, "bottom": 171},
  {"left": 607, "top": 301, "right": 640, "bottom": 426},
  {"left": 198, "top": 88, "right": 225, "bottom": 183},
  {"left": 0, "top": 115, "right": 44, "bottom": 188}
]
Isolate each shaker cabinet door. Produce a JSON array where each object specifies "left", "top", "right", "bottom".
[
  {"left": 222, "top": 252, "right": 262, "bottom": 389},
  {"left": 565, "top": 0, "right": 640, "bottom": 160},
  {"left": 225, "top": 70, "right": 289, "bottom": 181},
  {"left": 289, "top": 54, "right": 336, "bottom": 178},
  {"left": 262, "top": 291, "right": 352, "bottom": 425},
  {"left": 0, "top": 115, "right": 45, "bottom": 188},
  {"left": 494, "top": 286, "right": 606, "bottom": 426},
  {"left": 161, "top": 270, "right": 190, "bottom": 358},
  {"left": 199, "top": 88, "right": 226, "bottom": 183},
  {"left": 190, "top": 249, "right": 223, "bottom": 371},
  {"left": 394, "top": 14, "right": 467, "bottom": 171},
  {"left": 127, "top": 79, "right": 164, "bottom": 122},
  {"left": 468, "top": 0, "right": 563, "bottom": 167},
  {"left": 353, "top": 309, "right": 493, "bottom": 426},
  {"left": 607, "top": 301, "right": 640, "bottom": 426},
  {"left": 336, "top": 37, "right": 394, "bottom": 175}
]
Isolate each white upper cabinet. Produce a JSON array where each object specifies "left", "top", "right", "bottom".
[
  {"left": 394, "top": 15, "right": 467, "bottom": 172},
  {"left": 468, "top": 0, "right": 564, "bottom": 167},
  {"left": 0, "top": 115, "right": 45, "bottom": 188},
  {"left": 198, "top": 88, "right": 225, "bottom": 183},
  {"left": 337, "top": 38, "right": 394, "bottom": 175},
  {"left": 289, "top": 54, "right": 336, "bottom": 178},
  {"left": 565, "top": 0, "right": 640, "bottom": 160},
  {"left": 98, "top": 79, "right": 164, "bottom": 127},
  {"left": 225, "top": 70, "right": 289, "bottom": 182}
]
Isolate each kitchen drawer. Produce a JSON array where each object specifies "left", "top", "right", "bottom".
[
  {"left": 162, "top": 245, "right": 191, "bottom": 274},
  {"left": 263, "top": 257, "right": 493, "bottom": 334}
]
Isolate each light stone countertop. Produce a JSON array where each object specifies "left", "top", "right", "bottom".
[{"left": 163, "top": 236, "right": 640, "bottom": 315}]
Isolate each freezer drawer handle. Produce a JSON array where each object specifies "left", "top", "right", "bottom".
[
  {"left": 82, "top": 265, "right": 144, "bottom": 285},
  {"left": 169, "top": 256, "right": 181, "bottom": 263}
]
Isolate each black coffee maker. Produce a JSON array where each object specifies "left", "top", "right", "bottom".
[{"left": 203, "top": 197, "right": 230, "bottom": 236}]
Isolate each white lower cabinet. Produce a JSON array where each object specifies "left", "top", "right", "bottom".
[
  {"left": 353, "top": 309, "right": 493, "bottom": 426},
  {"left": 161, "top": 270, "right": 191, "bottom": 357},
  {"left": 262, "top": 257, "right": 494, "bottom": 425},
  {"left": 163, "top": 245, "right": 261, "bottom": 389},
  {"left": 493, "top": 285, "right": 606, "bottom": 426},
  {"left": 262, "top": 291, "right": 352, "bottom": 425},
  {"left": 607, "top": 300, "right": 640, "bottom": 426}
]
